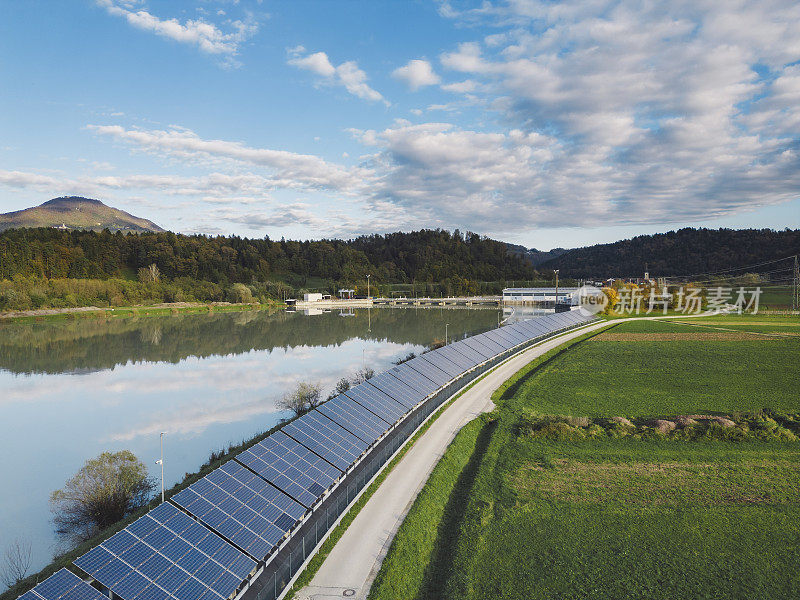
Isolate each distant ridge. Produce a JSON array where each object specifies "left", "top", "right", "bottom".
[{"left": 0, "top": 196, "right": 164, "bottom": 233}]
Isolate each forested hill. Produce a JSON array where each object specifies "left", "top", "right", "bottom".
[
  {"left": 541, "top": 228, "right": 800, "bottom": 278},
  {"left": 0, "top": 227, "right": 537, "bottom": 287},
  {"left": 0, "top": 197, "right": 164, "bottom": 233}
]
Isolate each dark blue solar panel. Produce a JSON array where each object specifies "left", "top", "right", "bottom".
[
  {"left": 458, "top": 336, "right": 494, "bottom": 359},
  {"left": 367, "top": 372, "right": 424, "bottom": 408},
  {"left": 483, "top": 328, "right": 518, "bottom": 349},
  {"left": 75, "top": 502, "right": 255, "bottom": 600},
  {"left": 343, "top": 384, "right": 405, "bottom": 424},
  {"left": 471, "top": 331, "right": 508, "bottom": 354},
  {"left": 237, "top": 430, "right": 339, "bottom": 508},
  {"left": 218, "top": 461, "right": 305, "bottom": 522},
  {"left": 405, "top": 356, "right": 451, "bottom": 387},
  {"left": 284, "top": 411, "right": 366, "bottom": 472},
  {"left": 493, "top": 326, "right": 528, "bottom": 346},
  {"left": 430, "top": 345, "right": 477, "bottom": 371},
  {"left": 388, "top": 363, "right": 439, "bottom": 396},
  {"left": 418, "top": 351, "right": 462, "bottom": 378},
  {"left": 501, "top": 322, "right": 532, "bottom": 340},
  {"left": 24, "top": 569, "right": 108, "bottom": 600},
  {"left": 445, "top": 340, "right": 486, "bottom": 365},
  {"left": 172, "top": 468, "right": 284, "bottom": 561},
  {"left": 318, "top": 396, "right": 387, "bottom": 444}
]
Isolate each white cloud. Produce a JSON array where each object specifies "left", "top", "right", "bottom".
[
  {"left": 97, "top": 0, "right": 258, "bottom": 64},
  {"left": 87, "top": 124, "right": 365, "bottom": 191},
  {"left": 440, "top": 79, "right": 482, "bottom": 93},
  {"left": 416, "top": 0, "right": 800, "bottom": 230},
  {"left": 392, "top": 59, "right": 441, "bottom": 91},
  {"left": 288, "top": 47, "right": 388, "bottom": 105}
]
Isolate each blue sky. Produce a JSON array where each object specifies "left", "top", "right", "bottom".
[{"left": 1, "top": 0, "right": 799, "bottom": 250}]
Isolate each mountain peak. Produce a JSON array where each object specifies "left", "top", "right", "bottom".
[{"left": 0, "top": 197, "right": 164, "bottom": 233}]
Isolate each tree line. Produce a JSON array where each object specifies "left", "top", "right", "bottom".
[
  {"left": 0, "top": 228, "right": 543, "bottom": 310},
  {"left": 541, "top": 227, "right": 800, "bottom": 278}
]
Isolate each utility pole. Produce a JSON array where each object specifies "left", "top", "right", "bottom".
[
  {"left": 155, "top": 432, "right": 166, "bottom": 503},
  {"left": 793, "top": 255, "right": 799, "bottom": 313},
  {"left": 554, "top": 269, "right": 559, "bottom": 307}
]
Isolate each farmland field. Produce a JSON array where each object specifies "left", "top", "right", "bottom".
[{"left": 369, "top": 314, "right": 800, "bottom": 600}]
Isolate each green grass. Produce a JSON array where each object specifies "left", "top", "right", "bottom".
[
  {"left": 370, "top": 314, "right": 800, "bottom": 600},
  {"left": 505, "top": 318, "right": 799, "bottom": 417}
]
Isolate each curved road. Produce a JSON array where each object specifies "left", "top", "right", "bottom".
[{"left": 295, "top": 318, "right": 613, "bottom": 600}]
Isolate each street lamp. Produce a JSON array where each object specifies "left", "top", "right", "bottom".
[
  {"left": 155, "top": 432, "right": 166, "bottom": 503},
  {"left": 366, "top": 274, "right": 371, "bottom": 300},
  {"left": 445, "top": 323, "right": 449, "bottom": 345},
  {"left": 554, "top": 269, "right": 560, "bottom": 307}
]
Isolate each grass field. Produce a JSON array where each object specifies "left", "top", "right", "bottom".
[{"left": 369, "top": 315, "right": 800, "bottom": 600}]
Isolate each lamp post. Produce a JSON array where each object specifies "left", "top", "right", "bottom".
[
  {"left": 445, "top": 323, "right": 449, "bottom": 345},
  {"left": 155, "top": 432, "right": 166, "bottom": 503},
  {"left": 554, "top": 269, "right": 560, "bottom": 307},
  {"left": 366, "top": 274, "right": 371, "bottom": 300}
]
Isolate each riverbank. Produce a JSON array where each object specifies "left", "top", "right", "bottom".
[{"left": 0, "top": 301, "right": 284, "bottom": 322}]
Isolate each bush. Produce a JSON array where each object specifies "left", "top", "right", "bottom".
[{"left": 226, "top": 283, "right": 254, "bottom": 304}]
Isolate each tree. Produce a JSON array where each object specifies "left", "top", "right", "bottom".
[
  {"left": 334, "top": 377, "right": 351, "bottom": 395},
  {"left": 50, "top": 451, "right": 154, "bottom": 547},
  {"left": 137, "top": 263, "right": 160, "bottom": 283},
  {"left": 277, "top": 381, "right": 322, "bottom": 416},
  {"left": 227, "top": 283, "right": 253, "bottom": 303},
  {"left": 351, "top": 366, "right": 375, "bottom": 385},
  {"left": 1, "top": 538, "right": 32, "bottom": 589}
]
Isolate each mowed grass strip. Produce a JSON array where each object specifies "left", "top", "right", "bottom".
[{"left": 369, "top": 314, "right": 800, "bottom": 600}]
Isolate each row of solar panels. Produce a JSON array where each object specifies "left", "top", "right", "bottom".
[{"left": 21, "top": 310, "right": 595, "bottom": 600}]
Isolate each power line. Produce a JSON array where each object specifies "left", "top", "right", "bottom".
[{"left": 663, "top": 254, "right": 797, "bottom": 281}]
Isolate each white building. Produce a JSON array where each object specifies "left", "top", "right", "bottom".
[
  {"left": 303, "top": 292, "right": 323, "bottom": 302},
  {"left": 502, "top": 287, "right": 579, "bottom": 304}
]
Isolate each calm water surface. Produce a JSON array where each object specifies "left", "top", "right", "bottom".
[{"left": 0, "top": 306, "right": 501, "bottom": 576}]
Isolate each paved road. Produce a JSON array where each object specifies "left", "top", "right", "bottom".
[{"left": 295, "top": 319, "right": 612, "bottom": 600}]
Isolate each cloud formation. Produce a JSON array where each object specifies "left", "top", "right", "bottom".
[
  {"left": 410, "top": 0, "right": 800, "bottom": 229},
  {"left": 392, "top": 59, "right": 441, "bottom": 90},
  {"left": 87, "top": 125, "right": 364, "bottom": 191},
  {"left": 97, "top": 0, "right": 257, "bottom": 64},
  {"left": 288, "top": 46, "right": 389, "bottom": 105}
]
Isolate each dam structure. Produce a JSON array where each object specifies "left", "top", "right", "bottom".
[{"left": 18, "top": 310, "right": 598, "bottom": 600}]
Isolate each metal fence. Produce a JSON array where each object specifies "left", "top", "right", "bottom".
[{"left": 243, "top": 321, "right": 590, "bottom": 600}]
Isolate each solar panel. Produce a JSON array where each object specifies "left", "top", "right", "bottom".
[
  {"left": 445, "top": 340, "right": 487, "bottom": 365},
  {"left": 237, "top": 430, "right": 339, "bottom": 508},
  {"left": 389, "top": 363, "right": 439, "bottom": 396},
  {"left": 495, "top": 326, "right": 529, "bottom": 347},
  {"left": 431, "top": 344, "right": 478, "bottom": 371},
  {"left": 475, "top": 330, "right": 512, "bottom": 352},
  {"left": 458, "top": 336, "right": 494, "bottom": 359},
  {"left": 317, "top": 394, "right": 389, "bottom": 443},
  {"left": 75, "top": 503, "right": 255, "bottom": 600},
  {"left": 490, "top": 326, "right": 526, "bottom": 347},
  {"left": 343, "top": 383, "right": 406, "bottom": 423},
  {"left": 418, "top": 351, "right": 462, "bottom": 378},
  {"left": 405, "top": 356, "right": 451, "bottom": 387},
  {"left": 23, "top": 569, "right": 110, "bottom": 600},
  {"left": 367, "top": 372, "right": 424, "bottom": 409},
  {"left": 171, "top": 460, "right": 305, "bottom": 561},
  {"left": 283, "top": 412, "right": 365, "bottom": 472},
  {"left": 502, "top": 322, "right": 533, "bottom": 340}
]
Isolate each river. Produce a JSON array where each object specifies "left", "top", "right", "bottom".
[{"left": 0, "top": 306, "right": 504, "bottom": 579}]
